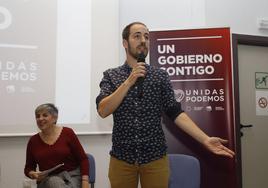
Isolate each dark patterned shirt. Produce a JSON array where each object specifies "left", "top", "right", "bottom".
[{"left": 96, "top": 63, "right": 183, "bottom": 164}]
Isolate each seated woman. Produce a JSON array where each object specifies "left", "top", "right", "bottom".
[{"left": 24, "top": 103, "right": 90, "bottom": 188}]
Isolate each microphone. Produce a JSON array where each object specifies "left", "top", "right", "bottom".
[{"left": 136, "top": 52, "right": 146, "bottom": 98}]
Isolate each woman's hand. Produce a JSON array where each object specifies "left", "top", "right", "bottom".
[
  {"left": 82, "top": 180, "right": 90, "bottom": 188},
  {"left": 82, "top": 175, "right": 90, "bottom": 188},
  {"left": 28, "top": 171, "right": 47, "bottom": 181}
]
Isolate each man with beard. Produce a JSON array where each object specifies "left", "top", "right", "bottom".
[{"left": 96, "top": 22, "right": 235, "bottom": 188}]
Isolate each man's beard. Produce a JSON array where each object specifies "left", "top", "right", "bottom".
[{"left": 128, "top": 43, "right": 148, "bottom": 60}]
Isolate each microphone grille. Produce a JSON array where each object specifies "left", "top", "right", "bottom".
[{"left": 137, "top": 52, "right": 146, "bottom": 62}]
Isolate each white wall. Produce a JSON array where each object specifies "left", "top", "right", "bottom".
[
  {"left": 205, "top": 0, "right": 268, "bottom": 36},
  {"left": 1, "top": 0, "right": 268, "bottom": 188}
]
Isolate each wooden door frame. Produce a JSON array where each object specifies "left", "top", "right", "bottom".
[{"left": 232, "top": 33, "right": 268, "bottom": 188}]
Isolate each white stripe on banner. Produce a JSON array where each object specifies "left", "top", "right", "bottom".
[
  {"left": 171, "top": 78, "right": 224, "bottom": 82},
  {"left": 0, "top": 43, "right": 38, "bottom": 49},
  {"left": 157, "top": 36, "right": 222, "bottom": 41}
]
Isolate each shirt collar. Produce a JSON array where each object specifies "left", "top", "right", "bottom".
[{"left": 122, "top": 62, "right": 132, "bottom": 74}]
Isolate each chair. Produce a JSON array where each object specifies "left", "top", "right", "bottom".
[
  {"left": 168, "top": 154, "right": 200, "bottom": 188},
  {"left": 86, "top": 153, "right": 96, "bottom": 188}
]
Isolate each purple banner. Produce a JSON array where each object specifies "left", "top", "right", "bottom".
[{"left": 150, "top": 28, "right": 238, "bottom": 188}]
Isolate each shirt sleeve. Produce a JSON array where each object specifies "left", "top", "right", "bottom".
[
  {"left": 24, "top": 137, "right": 37, "bottom": 177},
  {"left": 96, "top": 70, "right": 115, "bottom": 109},
  {"left": 161, "top": 71, "right": 184, "bottom": 121},
  {"left": 66, "top": 128, "right": 89, "bottom": 176}
]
